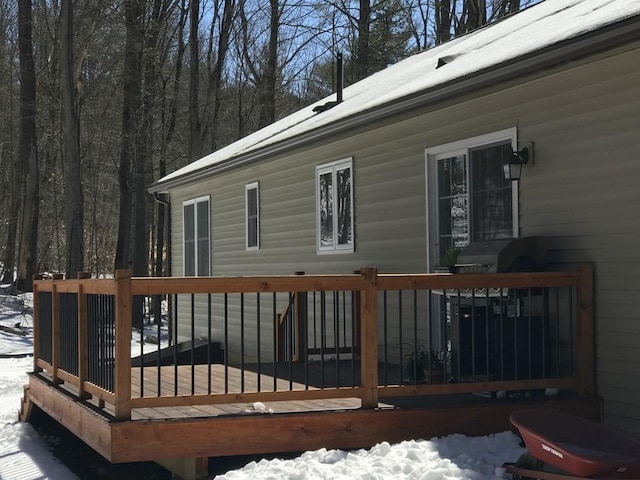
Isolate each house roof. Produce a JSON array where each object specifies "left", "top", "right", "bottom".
[{"left": 151, "top": 0, "right": 640, "bottom": 193}]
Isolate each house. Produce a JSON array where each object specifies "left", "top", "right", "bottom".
[{"left": 149, "top": 0, "right": 640, "bottom": 437}]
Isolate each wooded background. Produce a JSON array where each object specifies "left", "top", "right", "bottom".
[{"left": 0, "top": 0, "right": 537, "bottom": 290}]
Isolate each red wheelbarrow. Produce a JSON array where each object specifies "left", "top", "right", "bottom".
[{"left": 504, "top": 409, "right": 640, "bottom": 479}]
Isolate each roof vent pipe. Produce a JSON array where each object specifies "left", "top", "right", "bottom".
[
  {"left": 312, "top": 53, "right": 345, "bottom": 113},
  {"left": 336, "top": 52, "right": 343, "bottom": 103}
]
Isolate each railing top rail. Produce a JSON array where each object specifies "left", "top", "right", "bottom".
[
  {"left": 33, "top": 278, "right": 117, "bottom": 295},
  {"left": 130, "top": 274, "right": 365, "bottom": 295},
  {"left": 377, "top": 270, "right": 581, "bottom": 290},
  {"left": 33, "top": 269, "right": 584, "bottom": 295}
]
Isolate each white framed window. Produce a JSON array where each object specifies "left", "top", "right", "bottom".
[
  {"left": 183, "top": 196, "right": 210, "bottom": 276},
  {"left": 316, "top": 158, "right": 354, "bottom": 254},
  {"left": 425, "top": 128, "right": 518, "bottom": 269},
  {"left": 245, "top": 182, "right": 260, "bottom": 250}
]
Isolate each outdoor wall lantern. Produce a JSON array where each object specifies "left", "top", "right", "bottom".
[{"left": 504, "top": 142, "right": 534, "bottom": 181}]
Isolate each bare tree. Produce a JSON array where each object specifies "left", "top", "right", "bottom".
[
  {"left": 16, "top": 0, "right": 39, "bottom": 291},
  {"left": 189, "top": 0, "right": 236, "bottom": 161},
  {"left": 435, "top": 0, "right": 452, "bottom": 45},
  {"left": 0, "top": 0, "right": 18, "bottom": 283},
  {"left": 355, "top": 0, "right": 370, "bottom": 81},
  {"left": 60, "top": 0, "right": 84, "bottom": 278},
  {"left": 114, "top": 0, "right": 144, "bottom": 271}
]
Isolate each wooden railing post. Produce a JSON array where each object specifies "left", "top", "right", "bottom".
[
  {"left": 576, "top": 263, "right": 595, "bottom": 396},
  {"left": 360, "top": 267, "right": 379, "bottom": 408},
  {"left": 294, "top": 271, "right": 306, "bottom": 363},
  {"left": 114, "top": 269, "right": 132, "bottom": 420},
  {"left": 77, "top": 272, "right": 91, "bottom": 399},
  {"left": 352, "top": 270, "right": 361, "bottom": 353},
  {"left": 51, "top": 273, "right": 64, "bottom": 384},
  {"left": 32, "top": 275, "right": 43, "bottom": 373}
]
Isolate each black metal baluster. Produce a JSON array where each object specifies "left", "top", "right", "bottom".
[
  {"left": 224, "top": 293, "right": 229, "bottom": 394},
  {"left": 320, "top": 291, "right": 326, "bottom": 388},
  {"left": 208, "top": 293, "right": 212, "bottom": 394},
  {"left": 191, "top": 293, "right": 195, "bottom": 396},
  {"left": 398, "top": 290, "right": 403, "bottom": 384},
  {"left": 272, "top": 292, "right": 277, "bottom": 391},
  {"left": 256, "top": 292, "right": 261, "bottom": 392}
]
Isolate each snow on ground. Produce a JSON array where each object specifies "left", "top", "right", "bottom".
[
  {"left": 0, "top": 288, "right": 525, "bottom": 479},
  {"left": 0, "top": 289, "right": 80, "bottom": 480}
]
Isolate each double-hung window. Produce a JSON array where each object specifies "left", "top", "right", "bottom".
[
  {"left": 245, "top": 182, "right": 259, "bottom": 250},
  {"left": 183, "top": 196, "right": 210, "bottom": 276},
  {"left": 426, "top": 129, "right": 518, "bottom": 267},
  {"left": 316, "top": 158, "right": 354, "bottom": 253}
]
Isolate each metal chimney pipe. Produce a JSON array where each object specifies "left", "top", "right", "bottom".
[{"left": 337, "top": 52, "right": 343, "bottom": 103}]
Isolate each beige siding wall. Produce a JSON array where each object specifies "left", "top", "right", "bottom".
[{"left": 169, "top": 43, "right": 640, "bottom": 434}]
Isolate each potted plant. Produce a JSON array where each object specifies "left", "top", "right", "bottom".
[
  {"left": 402, "top": 346, "right": 446, "bottom": 384},
  {"left": 424, "top": 351, "right": 445, "bottom": 384},
  {"left": 435, "top": 245, "right": 461, "bottom": 273}
]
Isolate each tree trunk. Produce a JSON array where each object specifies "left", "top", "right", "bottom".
[
  {"left": 355, "top": 0, "right": 371, "bottom": 81},
  {"left": 201, "top": 0, "right": 235, "bottom": 150},
  {"left": 188, "top": 0, "right": 203, "bottom": 161},
  {"left": 16, "top": 0, "right": 39, "bottom": 292},
  {"left": 114, "top": 0, "right": 144, "bottom": 271},
  {"left": 258, "top": 0, "right": 278, "bottom": 128},
  {"left": 435, "top": 0, "right": 452, "bottom": 45},
  {"left": 60, "top": 0, "right": 84, "bottom": 279}
]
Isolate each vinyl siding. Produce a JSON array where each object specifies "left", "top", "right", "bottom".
[{"left": 168, "top": 42, "right": 640, "bottom": 434}]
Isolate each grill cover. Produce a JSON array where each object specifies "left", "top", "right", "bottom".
[{"left": 455, "top": 236, "right": 547, "bottom": 273}]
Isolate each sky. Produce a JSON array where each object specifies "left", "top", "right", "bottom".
[{"left": 0, "top": 288, "right": 527, "bottom": 480}]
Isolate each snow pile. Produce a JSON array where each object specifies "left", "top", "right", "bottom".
[{"left": 215, "top": 432, "right": 524, "bottom": 479}]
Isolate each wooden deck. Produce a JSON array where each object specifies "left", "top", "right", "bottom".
[
  {"left": 24, "top": 362, "right": 602, "bottom": 479},
  {"left": 23, "top": 267, "right": 599, "bottom": 480}
]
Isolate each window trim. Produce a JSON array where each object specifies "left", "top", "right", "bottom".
[
  {"left": 315, "top": 157, "right": 354, "bottom": 255},
  {"left": 245, "top": 182, "right": 260, "bottom": 251},
  {"left": 182, "top": 195, "right": 211, "bottom": 276},
  {"left": 424, "top": 128, "right": 519, "bottom": 271}
]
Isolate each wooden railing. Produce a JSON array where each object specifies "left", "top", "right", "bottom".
[{"left": 32, "top": 265, "right": 594, "bottom": 421}]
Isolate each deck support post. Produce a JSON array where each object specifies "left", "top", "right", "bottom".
[
  {"left": 156, "top": 457, "right": 208, "bottom": 480},
  {"left": 576, "top": 263, "right": 595, "bottom": 396},
  {"left": 360, "top": 267, "right": 379, "bottom": 408},
  {"left": 114, "top": 269, "right": 133, "bottom": 420}
]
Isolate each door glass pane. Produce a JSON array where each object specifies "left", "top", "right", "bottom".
[
  {"left": 319, "top": 171, "right": 334, "bottom": 248},
  {"left": 196, "top": 200, "right": 210, "bottom": 276},
  {"left": 336, "top": 166, "right": 352, "bottom": 246},
  {"left": 437, "top": 155, "right": 468, "bottom": 260},
  {"left": 184, "top": 203, "right": 195, "bottom": 276},
  {"left": 470, "top": 143, "right": 512, "bottom": 241}
]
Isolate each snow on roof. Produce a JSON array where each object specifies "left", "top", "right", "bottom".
[{"left": 157, "top": 0, "right": 640, "bottom": 187}]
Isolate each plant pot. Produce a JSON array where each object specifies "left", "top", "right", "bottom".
[{"left": 425, "top": 368, "right": 444, "bottom": 384}]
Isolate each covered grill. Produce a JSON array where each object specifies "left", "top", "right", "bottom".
[
  {"left": 453, "top": 236, "right": 547, "bottom": 274},
  {"left": 445, "top": 236, "right": 549, "bottom": 382}
]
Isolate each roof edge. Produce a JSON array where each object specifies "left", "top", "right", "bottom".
[{"left": 149, "top": 13, "right": 640, "bottom": 194}]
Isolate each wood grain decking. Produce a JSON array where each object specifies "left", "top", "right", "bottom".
[{"left": 128, "top": 364, "right": 369, "bottom": 420}]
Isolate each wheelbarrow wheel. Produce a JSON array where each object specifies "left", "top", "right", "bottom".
[{"left": 512, "top": 452, "right": 543, "bottom": 480}]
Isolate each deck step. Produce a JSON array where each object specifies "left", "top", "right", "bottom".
[{"left": 19, "top": 385, "right": 33, "bottom": 422}]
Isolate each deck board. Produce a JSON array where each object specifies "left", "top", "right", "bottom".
[{"left": 128, "top": 364, "right": 366, "bottom": 420}]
